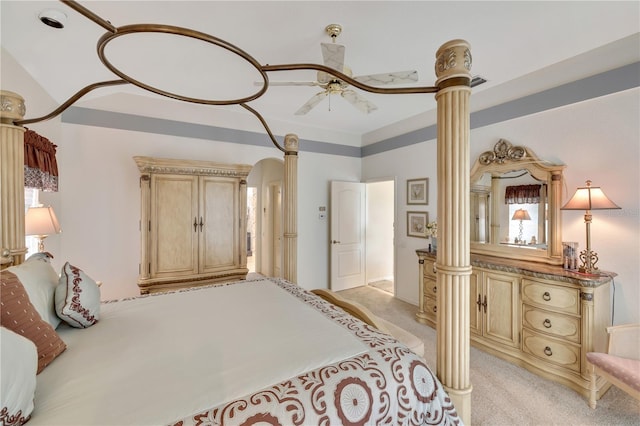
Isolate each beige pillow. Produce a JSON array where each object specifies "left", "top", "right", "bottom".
[
  {"left": 8, "top": 253, "right": 61, "bottom": 328},
  {"left": 0, "top": 327, "right": 38, "bottom": 425},
  {"left": 0, "top": 271, "right": 66, "bottom": 374},
  {"left": 55, "top": 262, "right": 100, "bottom": 328}
]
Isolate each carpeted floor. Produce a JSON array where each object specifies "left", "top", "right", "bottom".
[
  {"left": 368, "top": 279, "right": 393, "bottom": 294},
  {"left": 338, "top": 285, "right": 640, "bottom": 426}
]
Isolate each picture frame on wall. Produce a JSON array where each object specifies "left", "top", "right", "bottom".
[
  {"left": 407, "top": 211, "right": 429, "bottom": 238},
  {"left": 407, "top": 178, "right": 428, "bottom": 205}
]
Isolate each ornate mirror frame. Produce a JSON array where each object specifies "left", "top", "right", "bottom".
[{"left": 470, "top": 139, "right": 566, "bottom": 265}]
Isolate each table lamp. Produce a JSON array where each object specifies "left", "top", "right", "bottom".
[
  {"left": 561, "top": 180, "right": 619, "bottom": 274},
  {"left": 25, "top": 205, "right": 62, "bottom": 252},
  {"left": 512, "top": 208, "right": 531, "bottom": 243}
]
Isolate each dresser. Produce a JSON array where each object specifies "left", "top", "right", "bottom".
[
  {"left": 416, "top": 249, "right": 614, "bottom": 401},
  {"left": 134, "top": 156, "right": 252, "bottom": 294}
]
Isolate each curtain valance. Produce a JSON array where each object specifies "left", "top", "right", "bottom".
[
  {"left": 24, "top": 129, "right": 58, "bottom": 192},
  {"left": 505, "top": 184, "right": 543, "bottom": 204}
]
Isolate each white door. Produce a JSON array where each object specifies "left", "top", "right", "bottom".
[{"left": 330, "top": 181, "right": 366, "bottom": 291}]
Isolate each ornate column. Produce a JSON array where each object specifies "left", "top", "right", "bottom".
[
  {"left": 434, "top": 40, "right": 473, "bottom": 425},
  {"left": 0, "top": 90, "right": 27, "bottom": 268},
  {"left": 549, "top": 171, "right": 563, "bottom": 258},
  {"left": 282, "top": 133, "right": 298, "bottom": 283},
  {"left": 239, "top": 178, "right": 248, "bottom": 269}
]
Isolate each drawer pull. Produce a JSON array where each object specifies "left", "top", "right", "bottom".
[
  {"left": 433, "top": 306, "right": 437, "bottom": 313},
  {"left": 544, "top": 346, "right": 553, "bottom": 356},
  {"left": 432, "top": 286, "right": 437, "bottom": 294},
  {"left": 476, "top": 295, "right": 482, "bottom": 312},
  {"left": 542, "top": 291, "right": 551, "bottom": 301},
  {"left": 543, "top": 319, "right": 552, "bottom": 329}
]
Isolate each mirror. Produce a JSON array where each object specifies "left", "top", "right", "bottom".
[{"left": 470, "top": 139, "right": 566, "bottom": 265}]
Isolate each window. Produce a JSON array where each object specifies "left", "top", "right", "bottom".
[{"left": 24, "top": 188, "right": 40, "bottom": 255}]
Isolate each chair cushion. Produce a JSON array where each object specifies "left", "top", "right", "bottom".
[
  {"left": 377, "top": 317, "right": 425, "bottom": 358},
  {"left": 587, "top": 352, "right": 640, "bottom": 393}
]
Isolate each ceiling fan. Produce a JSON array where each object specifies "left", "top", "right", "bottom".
[{"left": 269, "top": 24, "right": 419, "bottom": 115}]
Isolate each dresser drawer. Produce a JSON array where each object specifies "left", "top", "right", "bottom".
[
  {"left": 522, "top": 279, "right": 580, "bottom": 315},
  {"left": 423, "top": 259, "right": 436, "bottom": 279},
  {"left": 424, "top": 295, "right": 438, "bottom": 317},
  {"left": 522, "top": 329, "right": 581, "bottom": 372},
  {"left": 522, "top": 305, "right": 580, "bottom": 343}
]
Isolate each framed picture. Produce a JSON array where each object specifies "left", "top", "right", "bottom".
[
  {"left": 407, "top": 178, "right": 428, "bottom": 205},
  {"left": 407, "top": 211, "right": 429, "bottom": 238}
]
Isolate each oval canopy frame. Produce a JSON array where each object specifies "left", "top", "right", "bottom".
[{"left": 97, "top": 24, "right": 269, "bottom": 106}]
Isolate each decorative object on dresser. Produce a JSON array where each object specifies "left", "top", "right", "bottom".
[
  {"left": 134, "top": 156, "right": 252, "bottom": 294},
  {"left": 561, "top": 180, "right": 620, "bottom": 274},
  {"left": 25, "top": 205, "right": 62, "bottom": 253},
  {"left": 417, "top": 139, "right": 617, "bottom": 405}
]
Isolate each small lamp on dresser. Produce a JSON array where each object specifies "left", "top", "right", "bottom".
[
  {"left": 511, "top": 208, "right": 531, "bottom": 243},
  {"left": 561, "top": 180, "right": 620, "bottom": 274}
]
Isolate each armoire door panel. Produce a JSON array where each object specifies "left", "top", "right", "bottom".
[
  {"left": 200, "top": 177, "right": 238, "bottom": 272},
  {"left": 151, "top": 175, "right": 198, "bottom": 276}
]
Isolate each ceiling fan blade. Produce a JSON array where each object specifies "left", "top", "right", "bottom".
[
  {"left": 341, "top": 90, "right": 378, "bottom": 114},
  {"left": 294, "top": 91, "right": 328, "bottom": 115},
  {"left": 353, "top": 70, "right": 419, "bottom": 85},
  {"left": 321, "top": 42, "right": 345, "bottom": 73}
]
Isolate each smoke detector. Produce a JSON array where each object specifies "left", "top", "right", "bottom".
[{"left": 38, "top": 9, "right": 67, "bottom": 29}]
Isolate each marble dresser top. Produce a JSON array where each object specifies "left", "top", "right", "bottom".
[{"left": 416, "top": 248, "right": 615, "bottom": 288}]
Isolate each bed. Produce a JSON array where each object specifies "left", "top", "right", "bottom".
[{"left": 1, "top": 257, "right": 459, "bottom": 425}]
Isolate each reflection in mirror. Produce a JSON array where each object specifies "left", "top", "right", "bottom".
[{"left": 470, "top": 139, "right": 566, "bottom": 265}]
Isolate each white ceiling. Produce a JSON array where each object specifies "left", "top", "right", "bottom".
[{"left": 1, "top": 1, "right": 639, "bottom": 142}]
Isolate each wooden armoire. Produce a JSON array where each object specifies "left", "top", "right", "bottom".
[{"left": 134, "top": 156, "right": 252, "bottom": 294}]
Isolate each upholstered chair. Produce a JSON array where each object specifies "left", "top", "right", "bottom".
[{"left": 587, "top": 323, "right": 640, "bottom": 408}]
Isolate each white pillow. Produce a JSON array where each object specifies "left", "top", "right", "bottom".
[
  {"left": 55, "top": 262, "right": 100, "bottom": 328},
  {"left": 8, "top": 253, "right": 61, "bottom": 328},
  {"left": 0, "top": 327, "right": 38, "bottom": 425}
]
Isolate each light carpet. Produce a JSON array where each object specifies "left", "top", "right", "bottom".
[
  {"left": 368, "top": 279, "right": 394, "bottom": 294},
  {"left": 338, "top": 285, "right": 640, "bottom": 426}
]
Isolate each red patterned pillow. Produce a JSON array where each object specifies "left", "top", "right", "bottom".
[{"left": 0, "top": 271, "right": 66, "bottom": 374}]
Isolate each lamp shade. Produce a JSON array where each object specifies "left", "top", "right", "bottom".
[
  {"left": 25, "top": 206, "right": 62, "bottom": 236},
  {"left": 511, "top": 208, "right": 531, "bottom": 221},
  {"left": 561, "top": 180, "right": 620, "bottom": 211}
]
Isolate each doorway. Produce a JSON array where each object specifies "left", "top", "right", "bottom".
[
  {"left": 329, "top": 179, "right": 395, "bottom": 294},
  {"left": 246, "top": 158, "right": 284, "bottom": 278},
  {"left": 365, "top": 180, "right": 395, "bottom": 295}
]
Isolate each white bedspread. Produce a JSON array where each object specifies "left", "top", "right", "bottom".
[{"left": 31, "top": 279, "right": 367, "bottom": 425}]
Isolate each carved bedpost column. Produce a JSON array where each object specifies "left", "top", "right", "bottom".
[
  {"left": 283, "top": 134, "right": 298, "bottom": 283},
  {"left": 0, "top": 90, "right": 27, "bottom": 268},
  {"left": 434, "top": 39, "right": 473, "bottom": 425}
]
